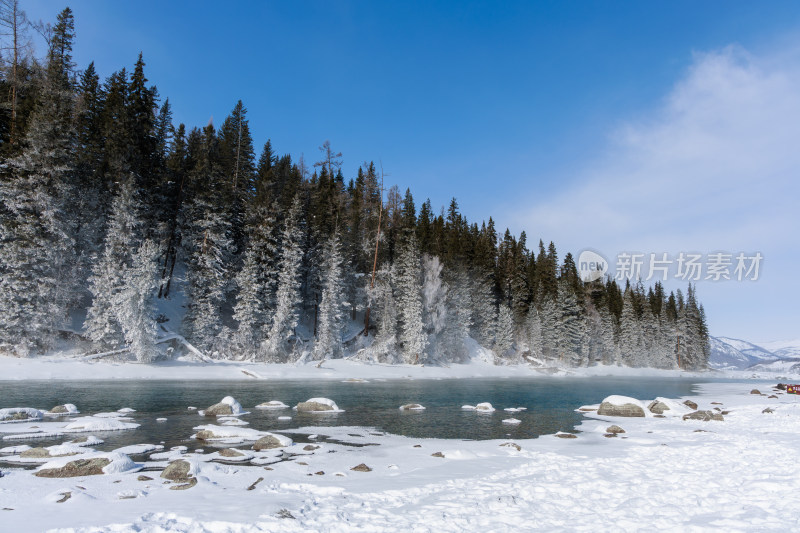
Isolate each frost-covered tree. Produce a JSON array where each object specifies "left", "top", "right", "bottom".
[
  {"left": 263, "top": 196, "right": 305, "bottom": 361},
  {"left": 471, "top": 272, "right": 497, "bottom": 347},
  {"left": 232, "top": 204, "right": 277, "bottom": 357},
  {"left": 599, "top": 307, "right": 619, "bottom": 365},
  {"left": 0, "top": 8, "right": 78, "bottom": 354},
  {"left": 395, "top": 234, "right": 426, "bottom": 364},
  {"left": 113, "top": 239, "right": 159, "bottom": 362},
  {"left": 313, "top": 232, "right": 346, "bottom": 360},
  {"left": 85, "top": 180, "right": 140, "bottom": 349},
  {"left": 441, "top": 267, "right": 472, "bottom": 363},
  {"left": 539, "top": 295, "right": 559, "bottom": 362},
  {"left": 183, "top": 197, "right": 234, "bottom": 355},
  {"left": 358, "top": 264, "right": 399, "bottom": 363},
  {"left": 619, "top": 288, "right": 643, "bottom": 367},
  {"left": 421, "top": 254, "right": 448, "bottom": 362},
  {"left": 494, "top": 303, "right": 514, "bottom": 361},
  {"left": 524, "top": 307, "right": 544, "bottom": 363},
  {"left": 555, "top": 280, "right": 584, "bottom": 366}
]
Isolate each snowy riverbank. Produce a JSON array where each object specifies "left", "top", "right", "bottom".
[
  {"left": 1, "top": 380, "right": 800, "bottom": 531},
  {"left": 2, "top": 354, "right": 797, "bottom": 382}
]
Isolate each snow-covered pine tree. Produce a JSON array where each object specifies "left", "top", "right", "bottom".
[
  {"left": 313, "top": 231, "right": 346, "bottom": 360},
  {"left": 394, "top": 234, "right": 426, "bottom": 364},
  {"left": 421, "top": 254, "right": 448, "bottom": 363},
  {"left": 442, "top": 267, "right": 472, "bottom": 363},
  {"left": 471, "top": 272, "right": 497, "bottom": 347},
  {"left": 524, "top": 306, "right": 544, "bottom": 363},
  {"left": 539, "top": 295, "right": 559, "bottom": 363},
  {"left": 263, "top": 196, "right": 305, "bottom": 361},
  {"left": 556, "top": 280, "right": 585, "bottom": 366},
  {"left": 619, "top": 288, "right": 644, "bottom": 367},
  {"left": 358, "top": 264, "right": 399, "bottom": 362},
  {"left": 494, "top": 303, "right": 515, "bottom": 361},
  {"left": 113, "top": 239, "right": 160, "bottom": 362},
  {"left": 599, "top": 306, "right": 620, "bottom": 365},
  {"left": 0, "top": 8, "right": 78, "bottom": 354},
  {"left": 85, "top": 179, "right": 141, "bottom": 350},
  {"left": 676, "top": 284, "right": 706, "bottom": 370},
  {"left": 183, "top": 195, "right": 234, "bottom": 355},
  {"left": 231, "top": 203, "right": 277, "bottom": 357}
]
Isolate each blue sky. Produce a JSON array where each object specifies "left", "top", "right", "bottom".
[{"left": 21, "top": 1, "right": 800, "bottom": 343}]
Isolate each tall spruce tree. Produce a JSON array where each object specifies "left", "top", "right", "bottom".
[
  {"left": 263, "top": 196, "right": 305, "bottom": 361},
  {"left": 0, "top": 7, "right": 77, "bottom": 354}
]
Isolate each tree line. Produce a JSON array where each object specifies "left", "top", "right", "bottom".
[{"left": 0, "top": 5, "right": 710, "bottom": 369}]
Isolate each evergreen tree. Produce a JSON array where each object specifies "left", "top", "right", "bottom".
[
  {"left": 231, "top": 204, "right": 277, "bottom": 357},
  {"left": 114, "top": 239, "right": 160, "bottom": 362},
  {"left": 313, "top": 231, "right": 346, "bottom": 360},
  {"left": 85, "top": 180, "right": 140, "bottom": 350},
  {"left": 421, "top": 254, "right": 448, "bottom": 362},
  {"left": 494, "top": 303, "right": 514, "bottom": 361},
  {"left": 0, "top": 7, "right": 77, "bottom": 354},
  {"left": 263, "top": 196, "right": 305, "bottom": 361},
  {"left": 395, "top": 234, "right": 426, "bottom": 364}
]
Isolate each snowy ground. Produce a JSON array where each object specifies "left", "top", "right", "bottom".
[
  {"left": 1, "top": 378, "right": 800, "bottom": 532},
  {"left": 3, "top": 353, "right": 799, "bottom": 382}
]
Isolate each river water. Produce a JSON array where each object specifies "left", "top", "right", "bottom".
[{"left": 0, "top": 376, "right": 759, "bottom": 454}]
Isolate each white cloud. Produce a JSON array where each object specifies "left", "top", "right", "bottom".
[{"left": 508, "top": 43, "right": 800, "bottom": 341}]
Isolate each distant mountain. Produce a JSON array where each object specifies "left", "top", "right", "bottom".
[
  {"left": 747, "top": 358, "right": 800, "bottom": 374},
  {"left": 759, "top": 339, "right": 800, "bottom": 360},
  {"left": 708, "top": 336, "right": 788, "bottom": 370}
]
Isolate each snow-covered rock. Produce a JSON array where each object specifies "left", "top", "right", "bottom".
[
  {"left": 252, "top": 433, "right": 292, "bottom": 450},
  {"left": 475, "top": 402, "right": 495, "bottom": 413},
  {"left": 461, "top": 405, "right": 476, "bottom": 410},
  {"left": 34, "top": 452, "right": 139, "bottom": 477},
  {"left": 204, "top": 396, "right": 246, "bottom": 416},
  {"left": 296, "top": 397, "right": 342, "bottom": 412},
  {"left": 255, "top": 400, "right": 289, "bottom": 410},
  {"left": 47, "top": 404, "right": 79, "bottom": 415},
  {"left": 192, "top": 424, "right": 290, "bottom": 446},
  {"left": 62, "top": 416, "right": 140, "bottom": 432},
  {"left": 0, "top": 408, "right": 44, "bottom": 422},
  {"left": 597, "top": 396, "right": 646, "bottom": 417},
  {"left": 399, "top": 403, "right": 426, "bottom": 411},
  {"left": 113, "top": 444, "right": 164, "bottom": 455},
  {"left": 502, "top": 418, "right": 521, "bottom": 424}
]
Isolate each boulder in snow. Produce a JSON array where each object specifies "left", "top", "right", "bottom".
[
  {"left": 35, "top": 457, "right": 111, "bottom": 478},
  {"left": 218, "top": 448, "right": 245, "bottom": 458},
  {"left": 475, "top": 403, "right": 495, "bottom": 413},
  {"left": 161, "top": 459, "right": 192, "bottom": 482},
  {"left": 0, "top": 407, "right": 44, "bottom": 422},
  {"left": 683, "top": 400, "right": 698, "bottom": 410},
  {"left": 48, "top": 404, "right": 79, "bottom": 415},
  {"left": 647, "top": 400, "right": 671, "bottom": 414},
  {"left": 555, "top": 432, "right": 578, "bottom": 439},
  {"left": 204, "top": 396, "right": 244, "bottom": 416},
  {"left": 597, "top": 396, "right": 645, "bottom": 417},
  {"left": 252, "top": 433, "right": 292, "bottom": 451},
  {"left": 33, "top": 452, "right": 135, "bottom": 478},
  {"left": 296, "top": 398, "right": 341, "bottom": 412},
  {"left": 606, "top": 425, "right": 626, "bottom": 434},
  {"left": 682, "top": 410, "right": 724, "bottom": 422},
  {"left": 399, "top": 404, "right": 426, "bottom": 411}
]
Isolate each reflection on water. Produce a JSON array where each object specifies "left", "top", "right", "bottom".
[{"left": 0, "top": 377, "right": 715, "bottom": 452}]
